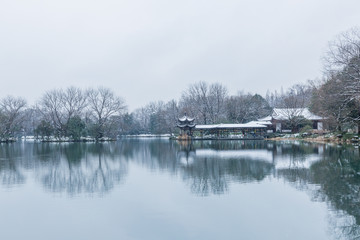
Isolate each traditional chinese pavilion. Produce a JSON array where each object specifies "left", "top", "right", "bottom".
[{"left": 177, "top": 114, "right": 196, "bottom": 139}]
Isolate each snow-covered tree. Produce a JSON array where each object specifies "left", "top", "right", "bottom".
[
  {"left": 38, "top": 87, "right": 87, "bottom": 137},
  {"left": 312, "top": 27, "right": 360, "bottom": 132},
  {"left": 226, "top": 92, "right": 271, "bottom": 123},
  {"left": 86, "top": 87, "right": 127, "bottom": 139},
  {"left": 180, "top": 81, "right": 228, "bottom": 124},
  {"left": 0, "top": 96, "right": 27, "bottom": 140}
]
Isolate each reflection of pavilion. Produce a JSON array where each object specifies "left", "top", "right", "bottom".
[
  {"left": 177, "top": 141, "right": 196, "bottom": 165},
  {"left": 177, "top": 151, "right": 196, "bottom": 165}
]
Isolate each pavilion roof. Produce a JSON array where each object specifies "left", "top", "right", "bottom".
[{"left": 178, "top": 116, "right": 195, "bottom": 122}]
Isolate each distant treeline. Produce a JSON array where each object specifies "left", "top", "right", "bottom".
[{"left": 1, "top": 27, "right": 360, "bottom": 140}]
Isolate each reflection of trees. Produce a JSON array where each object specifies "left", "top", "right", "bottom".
[
  {"left": 182, "top": 158, "right": 229, "bottom": 196},
  {"left": 0, "top": 142, "right": 128, "bottom": 195},
  {"left": 0, "top": 158, "right": 25, "bottom": 186},
  {"left": 117, "top": 140, "right": 275, "bottom": 196},
  {"left": 181, "top": 157, "right": 273, "bottom": 196},
  {"left": 180, "top": 141, "right": 322, "bottom": 196},
  {"left": 0, "top": 143, "right": 27, "bottom": 186},
  {"left": 309, "top": 147, "right": 360, "bottom": 240},
  {"left": 39, "top": 143, "right": 128, "bottom": 195},
  {"left": 187, "top": 140, "right": 360, "bottom": 239},
  {"left": 276, "top": 144, "right": 360, "bottom": 240}
]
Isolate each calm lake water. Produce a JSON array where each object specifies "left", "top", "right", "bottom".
[{"left": 0, "top": 139, "right": 359, "bottom": 240}]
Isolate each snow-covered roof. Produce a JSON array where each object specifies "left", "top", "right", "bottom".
[
  {"left": 195, "top": 122, "right": 267, "bottom": 129},
  {"left": 178, "top": 116, "right": 195, "bottom": 122},
  {"left": 248, "top": 120, "right": 272, "bottom": 126},
  {"left": 271, "top": 108, "right": 323, "bottom": 121}
]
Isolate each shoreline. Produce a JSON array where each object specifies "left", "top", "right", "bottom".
[{"left": 267, "top": 136, "right": 359, "bottom": 145}]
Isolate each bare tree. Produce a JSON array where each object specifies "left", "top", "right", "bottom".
[
  {"left": 62, "top": 87, "right": 87, "bottom": 120},
  {"left": 133, "top": 107, "right": 151, "bottom": 133},
  {"left": 318, "top": 27, "right": 360, "bottom": 131},
  {"left": 163, "top": 100, "right": 179, "bottom": 133},
  {"left": 208, "top": 83, "right": 228, "bottom": 123},
  {"left": 226, "top": 92, "right": 270, "bottom": 123},
  {"left": 181, "top": 81, "right": 210, "bottom": 124},
  {"left": 226, "top": 92, "right": 253, "bottom": 123},
  {"left": 266, "top": 83, "right": 313, "bottom": 109},
  {"left": 324, "top": 27, "right": 360, "bottom": 73},
  {"left": 128, "top": 99, "right": 180, "bottom": 135},
  {"left": 38, "top": 87, "right": 87, "bottom": 137},
  {"left": 311, "top": 74, "right": 358, "bottom": 131},
  {"left": 324, "top": 28, "right": 360, "bottom": 104},
  {"left": 0, "top": 96, "right": 27, "bottom": 140},
  {"left": 86, "top": 87, "right": 127, "bottom": 139},
  {"left": 283, "top": 84, "right": 313, "bottom": 108},
  {"left": 22, "top": 107, "right": 42, "bottom": 137},
  {"left": 180, "top": 82, "right": 228, "bottom": 124}
]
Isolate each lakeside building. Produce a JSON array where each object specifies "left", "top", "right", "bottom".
[
  {"left": 259, "top": 108, "right": 325, "bottom": 133},
  {"left": 176, "top": 108, "right": 325, "bottom": 139},
  {"left": 194, "top": 122, "right": 267, "bottom": 139},
  {"left": 177, "top": 115, "right": 268, "bottom": 140}
]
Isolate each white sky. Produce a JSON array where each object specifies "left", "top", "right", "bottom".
[{"left": 1, "top": 0, "right": 360, "bottom": 110}]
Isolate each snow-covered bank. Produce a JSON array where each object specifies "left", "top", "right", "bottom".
[{"left": 268, "top": 133, "right": 359, "bottom": 145}]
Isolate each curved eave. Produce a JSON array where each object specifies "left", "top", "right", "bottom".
[
  {"left": 177, "top": 124, "right": 196, "bottom": 128},
  {"left": 178, "top": 116, "right": 195, "bottom": 122}
]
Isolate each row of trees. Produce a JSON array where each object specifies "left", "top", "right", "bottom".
[
  {"left": 0, "top": 87, "right": 126, "bottom": 141},
  {"left": 120, "top": 82, "right": 275, "bottom": 135},
  {"left": 120, "top": 82, "right": 321, "bottom": 135},
  {"left": 0, "top": 81, "right": 322, "bottom": 139}
]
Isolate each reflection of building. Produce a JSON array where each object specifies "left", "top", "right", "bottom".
[
  {"left": 191, "top": 143, "right": 323, "bottom": 170},
  {"left": 177, "top": 114, "right": 196, "bottom": 139},
  {"left": 259, "top": 108, "right": 325, "bottom": 132}
]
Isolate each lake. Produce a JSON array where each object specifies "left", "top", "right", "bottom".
[{"left": 0, "top": 139, "right": 359, "bottom": 240}]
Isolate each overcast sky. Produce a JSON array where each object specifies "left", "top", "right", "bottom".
[{"left": 1, "top": 0, "right": 360, "bottom": 110}]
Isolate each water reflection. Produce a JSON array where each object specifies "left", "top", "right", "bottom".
[
  {"left": 177, "top": 142, "right": 274, "bottom": 196},
  {"left": 0, "top": 143, "right": 128, "bottom": 195},
  {"left": 1, "top": 140, "right": 360, "bottom": 239},
  {"left": 0, "top": 140, "right": 352, "bottom": 196},
  {"left": 304, "top": 146, "right": 360, "bottom": 240}
]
